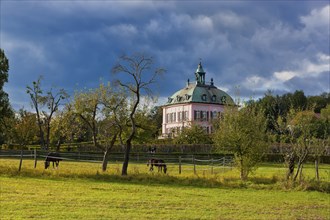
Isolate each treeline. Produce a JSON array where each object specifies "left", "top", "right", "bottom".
[
  {"left": 0, "top": 51, "right": 165, "bottom": 175},
  {"left": 1, "top": 48, "right": 329, "bottom": 180}
]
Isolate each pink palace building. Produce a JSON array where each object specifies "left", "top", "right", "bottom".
[{"left": 161, "top": 62, "right": 235, "bottom": 138}]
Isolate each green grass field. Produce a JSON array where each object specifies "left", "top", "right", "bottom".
[{"left": 0, "top": 158, "right": 329, "bottom": 219}]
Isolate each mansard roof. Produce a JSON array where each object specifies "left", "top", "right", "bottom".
[{"left": 165, "top": 63, "right": 235, "bottom": 106}]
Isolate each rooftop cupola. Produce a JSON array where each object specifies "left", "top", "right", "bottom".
[{"left": 195, "top": 62, "right": 206, "bottom": 85}]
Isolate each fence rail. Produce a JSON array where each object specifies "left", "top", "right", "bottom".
[{"left": 0, "top": 149, "right": 234, "bottom": 174}]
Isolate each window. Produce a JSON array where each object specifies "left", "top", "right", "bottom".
[
  {"left": 202, "top": 111, "right": 207, "bottom": 121},
  {"left": 184, "top": 111, "right": 188, "bottom": 121},
  {"left": 212, "top": 95, "right": 216, "bottom": 102},
  {"left": 170, "top": 113, "right": 175, "bottom": 122},
  {"left": 178, "top": 111, "right": 182, "bottom": 122},
  {"left": 202, "top": 94, "right": 207, "bottom": 101},
  {"left": 194, "top": 111, "right": 201, "bottom": 121},
  {"left": 212, "top": 111, "right": 217, "bottom": 119},
  {"left": 221, "top": 96, "right": 227, "bottom": 103}
]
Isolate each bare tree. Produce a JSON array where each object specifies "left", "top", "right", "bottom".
[
  {"left": 43, "top": 89, "right": 68, "bottom": 150},
  {"left": 27, "top": 77, "right": 46, "bottom": 149},
  {"left": 112, "top": 53, "right": 164, "bottom": 175},
  {"left": 27, "top": 77, "right": 68, "bottom": 150}
]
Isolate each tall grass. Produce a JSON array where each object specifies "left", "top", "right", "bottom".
[{"left": 1, "top": 158, "right": 329, "bottom": 192}]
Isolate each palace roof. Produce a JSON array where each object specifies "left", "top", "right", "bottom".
[{"left": 165, "top": 63, "right": 235, "bottom": 106}]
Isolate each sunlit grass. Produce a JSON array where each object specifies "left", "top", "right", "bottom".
[
  {"left": 1, "top": 158, "right": 329, "bottom": 219},
  {"left": 1, "top": 158, "right": 329, "bottom": 188}
]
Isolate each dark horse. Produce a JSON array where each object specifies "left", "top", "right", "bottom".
[
  {"left": 45, "top": 152, "right": 62, "bottom": 169},
  {"left": 147, "top": 158, "right": 167, "bottom": 174}
]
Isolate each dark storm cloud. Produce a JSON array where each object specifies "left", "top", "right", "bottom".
[{"left": 1, "top": 1, "right": 329, "bottom": 109}]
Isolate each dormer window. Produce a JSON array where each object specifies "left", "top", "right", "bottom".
[
  {"left": 176, "top": 96, "right": 182, "bottom": 102},
  {"left": 212, "top": 95, "right": 216, "bottom": 102},
  {"left": 185, "top": 94, "right": 191, "bottom": 100},
  {"left": 202, "top": 94, "right": 207, "bottom": 101},
  {"left": 221, "top": 96, "right": 227, "bottom": 103},
  {"left": 168, "top": 97, "right": 173, "bottom": 103}
]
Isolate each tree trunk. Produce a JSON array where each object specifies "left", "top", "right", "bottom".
[
  {"left": 46, "top": 122, "right": 51, "bottom": 150},
  {"left": 293, "top": 161, "right": 302, "bottom": 181},
  {"left": 102, "top": 150, "right": 111, "bottom": 172},
  {"left": 286, "top": 152, "right": 295, "bottom": 180},
  {"left": 293, "top": 150, "right": 308, "bottom": 181},
  {"left": 18, "top": 148, "right": 23, "bottom": 172},
  {"left": 38, "top": 126, "right": 45, "bottom": 150},
  {"left": 122, "top": 141, "right": 131, "bottom": 175},
  {"left": 299, "top": 164, "right": 304, "bottom": 181},
  {"left": 239, "top": 158, "right": 246, "bottom": 180}
]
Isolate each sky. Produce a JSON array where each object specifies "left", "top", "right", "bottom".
[{"left": 1, "top": 0, "right": 329, "bottom": 110}]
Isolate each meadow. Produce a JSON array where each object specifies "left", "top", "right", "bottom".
[{"left": 0, "top": 158, "right": 329, "bottom": 219}]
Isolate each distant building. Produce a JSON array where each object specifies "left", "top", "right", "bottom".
[{"left": 161, "top": 62, "right": 235, "bottom": 138}]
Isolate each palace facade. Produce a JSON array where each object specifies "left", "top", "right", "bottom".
[{"left": 161, "top": 62, "right": 235, "bottom": 138}]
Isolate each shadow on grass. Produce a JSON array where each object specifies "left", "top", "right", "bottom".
[{"left": 1, "top": 164, "right": 329, "bottom": 193}]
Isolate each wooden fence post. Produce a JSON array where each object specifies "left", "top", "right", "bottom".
[
  {"left": 179, "top": 156, "right": 182, "bottom": 174},
  {"left": 34, "top": 148, "right": 37, "bottom": 168},
  {"left": 18, "top": 148, "right": 23, "bottom": 172},
  {"left": 211, "top": 158, "right": 213, "bottom": 174},
  {"left": 193, "top": 155, "right": 196, "bottom": 175},
  {"left": 222, "top": 157, "right": 225, "bottom": 172}
]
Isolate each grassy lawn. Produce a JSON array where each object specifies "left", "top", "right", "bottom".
[{"left": 0, "top": 158, "right": 329, "bottom": 219}]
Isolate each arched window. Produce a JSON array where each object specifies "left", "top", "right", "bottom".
[{"left": 202, "top": 94, "right": 207, "bottom": 101}]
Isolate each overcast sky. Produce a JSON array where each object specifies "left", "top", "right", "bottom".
[{"left": 1, "top": 1, "right": 329, "bottom": 110}]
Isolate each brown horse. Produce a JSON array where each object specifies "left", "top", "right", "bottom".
[
  {"left": 45, "top": 152, "right": 62, "bottom": 169},
  {"left": 147, "top": 158, "right": 167, "bottom": 174}
]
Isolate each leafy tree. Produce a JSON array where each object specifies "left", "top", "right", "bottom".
[
  {"left": 99, "top": 82, "right": 127, "bottom": 171},
  {"left": 72, "top": 87, "right": 102, "bottom": 149},
  {"left": 73, "top": 83, "right": 126, "bottom": 171},
  {"left": 290, "top": 90, "right": 307, "bottom": 111},
  {"left": 174, "top": 124, "right": 212, "bottom": 145},
  {"left": 0, "top": 49, "right": 13, "bottom": 144},
  {"left": 307, "top": 94, "right": 329, "bottom": 113},
  {"left": 0, "top": 49, "right": 9, "bottom": 89},
  {"left": 288, "top": 111, "right": 322, "bottom": 181},
  {"left": 148, "top": 106, "right": 163, "bottom": 139},
  {"left": 50, "top": 103, "right": 91, "bottom": 148},
  {"left": 213, "top": 105, "right": 267, "bottom": 180},
  {"left": 8, "top": 109, "right": 39, "bottom": 147},
  {"left": 132, "top": 98, "right": 161, "bottom": 144},
  {"left": 112, "top": 53, "right": 165, "bottom": 175},
  {"left": 320, "top": 104, "right": 330, "bottom": 120}
]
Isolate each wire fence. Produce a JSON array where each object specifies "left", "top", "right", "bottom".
[{"left": 0, "top": 149, "right": 234, "bottom": 174}]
